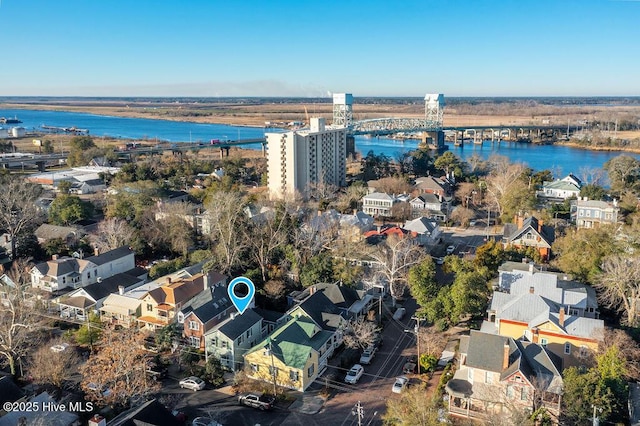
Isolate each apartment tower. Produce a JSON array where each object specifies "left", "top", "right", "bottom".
[{"left": 267, "top": 117, "right": 347, "bottom": 200}]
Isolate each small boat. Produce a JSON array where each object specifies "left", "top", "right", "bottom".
[{"left": 0, "top": 116, "right": 22, "bottom": 124}]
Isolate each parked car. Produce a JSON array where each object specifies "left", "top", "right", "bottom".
[
  {"left": 192, "top": 417, "right": 222, "bottom": 426},
  {"left": 238, "top": 393, "right": 276, "bottom": 411},
  {"left": 432, "top": 256, "right": 445, "bottom": 265},
  {"left": 393, "top": 307, "right": 406, "bottom": 321},
  {"left": 179, "top": 376, "right": 206, "bottom": 391},
  {"left": 359, "top": 345, "right": 377, "bottom": 365},
  {"left": 402, "top": 361, "right": 417, "bottom": 374},
  {"left": 392, "top": 376, "right": 409, "bottom": 393},
  {"left": 446, "top": 245, "right": 456, "bottom": 255},
  {"left": 146, "top": 363, "right": 168, "bottom": 381},
  {"left": 50, "top": 343, "right": 70, "bottom": 353},
  {"left": 345, "top": 364, "right": 364, "bottom": 384}
]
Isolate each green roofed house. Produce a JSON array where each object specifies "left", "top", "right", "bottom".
[{"left": 243, "top": 316, "right": 333, "bottom": 392}]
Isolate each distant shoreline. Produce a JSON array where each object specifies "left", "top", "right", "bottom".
[{"left": 556, "top": 141, "right": 640, "bottom": 155}]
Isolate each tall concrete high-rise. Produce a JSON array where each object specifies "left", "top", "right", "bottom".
[{"left": 267, "top": 117, "right": 347, "bottom": 200}]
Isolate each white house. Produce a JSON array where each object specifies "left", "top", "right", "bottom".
[
  {"left": 539, "top": 174, "right": 582, "bottom": 200},
  {"left": 403, "top": 217, "right": 442, "bottom": 246}
]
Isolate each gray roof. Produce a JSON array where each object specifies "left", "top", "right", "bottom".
[
  {"left": 216, "top": 309, "right": 262, "bottom": 340},
  {"left": 108, "top": 398, "right": 182, "bottom": 426},
  {"left": 403, "top": 217, "right": 438, "bottom": 235},
  {"left": 363, "top": 192, "right": 394, "bottom": 201},
  {"left": 71, "top": 272, "right": 143, "bottom": 302},
  {"left": 86, "top": 246, "right": 133, "bottom": 266},
  {"left": 34, "top": 223, "right": 84, "bottom": 242},
  {"left": 182, "top": 284, "right": 233, "bottom": 325},
  {"left": 505, "top": 216, "right": 554, "bottom": 245},
  {"left": 411, "top": 193, "right": 441, "bottom": 204}
]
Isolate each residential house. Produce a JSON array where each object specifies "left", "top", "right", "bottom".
[
  {"left": 205, "top": 309, "right": 264, "bottom": 371},
  {"left": 100, "top": 281, "right": 161, "bottom": 328},
  {"left": 403, "top": 217, "right": 442, "bottom": 246},
  {"left": 31, "top": 246, "right": 135, "bottom": 293},
  {"left": 483, "top": 265, "right": 604, "bottom": 367},
  {"left": 446, "top": 331, "right": 563, "bottom": 422},
  {"left": 34, "top": 223, "right": 85, "bottom": 245},
  {"left": 503, "top": 216, "right": 554, "bottom": 260},
  {"left": 137, "top": 273, "right": 205, "bottom": 330},
  {"left": 538, "top": 174, "right": 582, "bottom": 200},
  {"left": 282, "top": 283, "right": 375, "bottom": 356},
  {"left": 362, "top": 192, "right": 396, "bottom": 217},
  {"left": 179, "top": 271, "right": 233, "bottom": 350},
  {"left": 413, "top": 175, "right": 453, "bottom": 199},
  {"left": 244, "top": 316, "right": 333, "bottom": 392},
  {"left": 572, "top": 198, "right": 620, "bottom": 229},
  {"left": 57, "top": 271, "right": 146, "bottom": 320},
  {"left": 409, "top": 193, "right": 447, "bottom": 221}
]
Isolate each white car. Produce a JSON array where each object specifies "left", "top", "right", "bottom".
[
  {"left": 393, "top": 307, "right": 406, "bottom": 321},
  {"left": 345, "top": 364, "right": 364, "bottom": 384},
  {"left": 392, "top": 376, "right": 409, "bottom": 393},
  {"left": 179, "top": 376, "right": 206, "bottom": 391},
  {"left": 446, "top": 245, "right": 456, "bottom": 255},
  {"left": 359, "top": 345, "right": 377, "bottom": 365}
]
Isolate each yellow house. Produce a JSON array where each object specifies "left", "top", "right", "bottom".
[
  {"left": 244, "top": 316, "right": 333, "bottom": 392},
  {"left": 486, "top": 266, "right": 604, "bottom": 367}
]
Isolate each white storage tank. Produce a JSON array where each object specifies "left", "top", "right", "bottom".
[
  {"left": 0, "top": 127, "right": 9, "bottom": 139},
  {"left": 10, "top": 127, "right": 26, "bottom": 137}
]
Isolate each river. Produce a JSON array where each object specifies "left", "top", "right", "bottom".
[{"left": 2, "top": 108, "right": 638, "bottom": 174}]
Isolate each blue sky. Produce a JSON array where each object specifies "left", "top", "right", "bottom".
[{"left": 1, "top": 0, "right": 639, "bottom": 97}]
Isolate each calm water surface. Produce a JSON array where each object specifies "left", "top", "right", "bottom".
[{"left": 2, "top": 108, "right": 638, "bottom": 174}]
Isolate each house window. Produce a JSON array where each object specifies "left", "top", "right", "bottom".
[
  {"left": 594, "top": 210, "right": 600, "bottom": 218},
  {"left": 521, "top": 387, "right": 529, "bottom": 401},
  {"left": 237, "top": 336, "right": 242, "bottom": 345},
  {"left": 290, "top": 370, "right": 299, "bottom": 382},
  {"left": 177, "top": 313, "right": 185, "bottom": 323},
  {"left": 221, "top": 341, "right": 227, "bottom": 349},
  {"left": 146, "top": 304, "right": 152, "bottom": 312},
  {"left": 586, "top": 210, "right": 591, "bottom": 217},
  {"left": 525, "top": 232, "right": 533, "bottom": 240},
  {"left": 564, "top": 342, "right": 571, "bottom": 354},
  {"left": 579, "top": 210, "right": 584, "bottom": 217},
  {"left": 188, "top": 321, "right": 199, "bottom": 331},
  {"left": 540, "top": 338, "right": 548, "bottom": 346},
  {"left": 189, "top": 336, "right": 200, "bottom": 347},
  {"left": 506, "top": 385, "right": 515, "bottom": 398},
  {"left": 308, "top": 364, "right": 315, "bottom": 378},
  {"left": 246, "top": 329, "right": 252, "bottom": 338},
  {"left": 250, "top": 363, "right": 259, "bottom": 373},
  {"left": 579, "top": 346, "right": 588, "bottom": 358},
  {"left": 467, "top": 368, "right": 474, "bottom": 383},
  {"left": 268, "top": 365, "right": 278, "bottom": 377},
  {"left": 485, "top": 371, "right": 493, "bottom": 384}
]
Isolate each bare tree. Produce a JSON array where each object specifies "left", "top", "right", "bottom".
[
  {"left": 374, "top": 176, "right": 411, "bottom": 195},
  {"left": 263, "top": 279, "right": 287, "bottom": 300},
  {"left": 91, "top": 218, "right": 134, "bottom": 252},
  {"left": 81, "top": 327, "right": 159, "bottom": 408},
  {"left": 0, "top": 175, "right": 44, "bottom": 259},
  {"left": 335, "top": 184, "right": 368, "bottom": 213},
  {"left": 382, "top": 383, "right": 440, "bottom": 425},
  {"left": 290, "top": 210, "right": 339, "bottom": 272},
  {"left": 485, "top": 158, "right": 528, "bottom": 218},
  {"left": 417, "top": 326, "right": 446, "bottom": 357},
  {"left": 204, "top": 192, "right": 249, "bottom": 274},
  {"left": 450, "top": 206, "right": 476, "bottom": 227},
  {"left": 599, "top": 327, "right": 640, "bottom": 381},
  {"left": 343, "top": 318, "right": 380, "bottom": 350},
  {"left": 594, "top": 254, "right": 640, "bottom": 326},
  {"left": 0, "top": 283, "right": 45, "bottom": 376},
  {"left": 578, "top": 166, "right": 605, "bottom": 186},
  {"left": 29, "top": 340, "right": 81, "bottom": 389},
  {"left": 247, "top": 206, "right": 290, "bottom": 282},
  {"left": 366, "top": 235, "right": 425, "bottom": 303}
]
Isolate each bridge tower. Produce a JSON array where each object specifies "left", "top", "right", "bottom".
[
  {"left": 332, "top": 93, "right": 353, "bottom": 128},
  {"left": 422, "top": 94, "right": 445, "bottom": 150},
  {"left": 424, "top": 94, "right": 444, "bottom": 130}
]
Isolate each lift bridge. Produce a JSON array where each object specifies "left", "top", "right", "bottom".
[{"left": 335, "top": 93, "right": 445, "bottom": 136}]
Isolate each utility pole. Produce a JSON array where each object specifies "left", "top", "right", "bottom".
[
  {"left": 352, "top": 401, "right": 364, "bottom": 426},
  {"left": 404, "top": 316, "right": 421, "bottom": 375},
  {"left": 266, "top": 338, "right": 278, "bottom": 395}
]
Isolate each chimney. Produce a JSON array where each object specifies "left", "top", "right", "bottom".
[
  {"left": 118, "top": 285, "right": 124, "bottom": 295},
  {"left": 52, "top": 254, "right": 58, "bottom": 260},
  {"left": 529, "top": 263, "right": 535, "bottom": 273},
  {"left": 538, "top": 219, "right": 543, "bottom": 233},
  {"left": 166, "top": 277, "right": 172, "bottom": 285},
  {"left": 559, "top": 307, "right": 565, "bottom": 327},
  {"left": 309, "top": 285, "right": 316, "bottom": 295},
  {"left": 94, "top": 247, "right": 99, "bottom": 257},
  {"left": 529, "top": 286, "right": 535, "bottom": 294},
  {"left": 203, "top": 274, "right": 209, "bottom": 290},
  {"left": 317, "top": 210, "right": 322, "bottom": 217},
  {"left": 88, "top": 415, "right": 107, "bottom": 426},
  {"left": 517, "top": 215, "right": 524, "bottom": 229},
  {"left": 502, "top": 341, "right": 510, "bottom": 370},
  {"left": 353, "top": 209, "right": 358, "bottom": 216}
]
